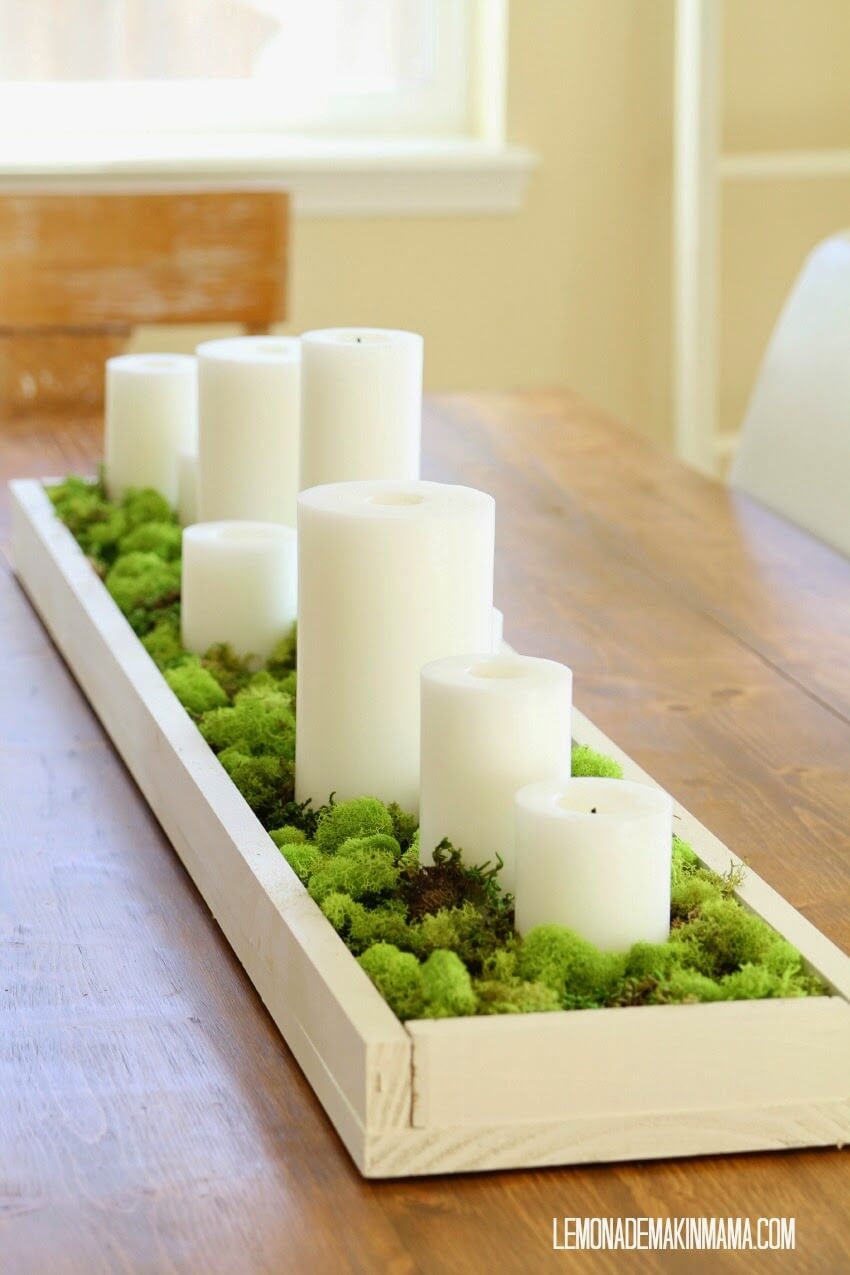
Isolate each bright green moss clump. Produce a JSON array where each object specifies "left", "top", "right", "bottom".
[
  {"left": 315, "top": 798, "right": 395, "bottom": 854},
  {"left": 105, "top": 552, "right": 181, "bottom": 635},
  {"left": 118, "top": 520, "right": 182, "bottom": 561},
  {"left": 571, "top": 743, "right": 623, "bottom": 779},
  {"left": 51, "top": 476, "right": 830, "bottom": 1023},
  {"left": 164, "top": 660, "right": 228, "bottom": 717}
]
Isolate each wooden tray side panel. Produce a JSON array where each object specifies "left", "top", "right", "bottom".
[
  {"left": 9, "top": 480, "right": 411, "bottom": 1167},
  {"left": 407, "top": 997, "right": 850, "bottom": 1128},
  {"left": 364, "top": 1099, "right": 850, "bottom": 1178}
]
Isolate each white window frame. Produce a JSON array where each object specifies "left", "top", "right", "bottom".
[{"left": 0, "top": 0, "right": 535, "bottom": 216}]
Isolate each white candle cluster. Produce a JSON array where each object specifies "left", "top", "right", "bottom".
[{"left": 104, "top": 323, "right": 674, "bottom": 954}]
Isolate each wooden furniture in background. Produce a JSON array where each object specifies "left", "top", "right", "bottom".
[
  {"left": 2, "top": 392, "right": 850, "bottom": 1269},
  {"left": 0, "top": 190, "right": 289, "bottom": 417}
]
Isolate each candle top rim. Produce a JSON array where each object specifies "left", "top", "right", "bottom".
[
  {"left": 422, "top": 652, "right": 573, "bottom": 688},
  {"left": 183, "top": 520, "right": 296, "bottom": 547},
  {"left": 516, "top": 777, "right": 673, "bottom": 822},
  {"left": 298, "top": 479, "right": 494, "bottom": 519},
  {"left": 301, "top": 327, "right": 423, "bottom": 349},
  {"left": 196, "top": 336, "right": 301, "bottom": 364},
  {"left": 107, "top": 353, "right": 196, "bottom": 374}
]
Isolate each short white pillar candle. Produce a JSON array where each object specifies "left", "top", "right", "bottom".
[
  {"left": 105, "top": 353, "right": 197, "bottom": 505},
  {"left": 181, "top": 521, "right": 297, "bottom": 664},
  {"left": 296, "top": 479, "right": 494, "bottom": 811},
  {"left": 177, "top": 448, "right": 198, "bottom": 526},
  {"left": 419, "top": 654, "right": 572, "bottom": 892},
  {"left": 197, "top": 336, "right": 301, "bottom": 524},
  {"left": 514, "top": 778, "right": 673, "bottom": 951},
  {"left": 299, "top": 328, "right": 423, "bottom": 490}
]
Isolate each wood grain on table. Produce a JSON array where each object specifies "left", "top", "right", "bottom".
[{"left": 1, "top": 394, "right": 848, "bottom": 1274}]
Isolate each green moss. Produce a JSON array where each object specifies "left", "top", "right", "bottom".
[
  {"left": 122, "top": 487, "right": 174, "bottom": 529},
  {"left": 387, "top": 801, "right": 419, "bottom": 850},
  {"left": 674, "top": 897, "right": 779, "bottom": 978},
  {"left": 358, "top": 943, "right": 425, "bottom": 1020},
  {"left": 415, "top": 900, "right": 509, "bottom": 974},
  {"left": 269, "top": 826, "right": 308, "bottom": 847},
  {"left": 199, "top": 644, "right": 253, "bottom": 699},
  {"left": 118, "top": 520, "right": 182, "bottom": 560},
  {"left": 517, "top": 926, "right": 625, "bottom": 1008},
  {"left": 307, "top": 843, "right": 400, "bottom": 905},
  {"left": 421, "top": 950, "right": 477, "bottom": 1018},
  {"left": 48, "top": 476, "right": 127, "bottom": 564},
  {"left": 105, "top": 551, "right": 180, "bottom": 634},
  {"left": 266, "top": 624, "right": 297, "bottom": 675},
  {"left": 571, "top": 743, "right": 624, "bottom": 779},
  {"left": 474, "top": 977, "right": 562, "bottom": 1015},
  {"left": 142, "top": 615, "right": 186, "bottom": 670},
  {"left": 651, "top": 968, "right": 723, "bottom": 1004},
  {"left": 315, "top": 798, "right": 395, "bottom": 854},
  {"left": 164, "top": 659, "right": 228, "bottom": 716},
  {"left": 218, "top": 748, "right": 289, "bottom": 824},
  {"left": 337, "top": 832, "right": 402, "bottom": 861},
  {"left": 279, "top": 841, "right": 323, "bottom": 885},
  {"left": 199, "top": 687, "right": 295, "bottom": 758},
  {"left": 321, "top": 893, "right": 416, "bottom": 954}
]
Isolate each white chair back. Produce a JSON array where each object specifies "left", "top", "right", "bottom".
[{"left": 730, "top": 231, "right": 850, "bottom": 556}]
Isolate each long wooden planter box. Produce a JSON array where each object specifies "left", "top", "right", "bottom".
[{"left": 10, "top": 478, "right": 850, "bottom": 1177}]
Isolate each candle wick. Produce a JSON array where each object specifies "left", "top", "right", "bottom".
[
  {"left": 356, "top": 336, "right": 362, "bottom": 343},
  {"left": 591, "top": 807, "right": 597, "bottom": 814}
]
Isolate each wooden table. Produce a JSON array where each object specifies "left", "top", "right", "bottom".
[{"left": 2, "top": 394, "right": 849, "bottom": 1272}]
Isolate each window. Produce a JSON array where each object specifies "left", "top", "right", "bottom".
[
  {"left": 1, "top": 0, "right": 478, "bottom": 138},
  {"left": 0, "top": 1, "right": 533, "bottom": 217}
]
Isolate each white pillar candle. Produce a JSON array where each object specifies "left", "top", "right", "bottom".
[
  {"left": 181, "top": 522, "right": 297, "bottom": 664},
  {"left": 105, "top": 353, "right": 197, "bottom": 505},
  {"left": 299, "top": 328, "right": 423, "bottom": 490},
  {"left": 197, "top": 336, "right": 301, "bottom": 524},
  {"left": 491, "top": 607, "right": 505, "bottom": 652},
  {"left": 419, "top": 654, "right": 572, "bottom": 892},
  {"left": 296, "top": 479, "right": 494, "bottom": 811},
  {"left": 514, "top": 778, "right": 673, "bottom": 951},
  {"left": 177, "top": 448, "right": 198, "bottom": 526}
]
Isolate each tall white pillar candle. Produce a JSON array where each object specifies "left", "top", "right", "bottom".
[
  {"left": 181, "top": 522, "right": 297, "bottom": 663},
  {"left": 197, "top": 336, "right": 301, "bottom": 524},
  {"left": 299, "top": 328, "right": 423, "bottom": 489},
  {"left": 105, "top": 353, "right": 197, "bottom": 505},
  {"left": 296, "top": 479, "right": 494, "bottom": 810},
  {"left": 514, "top": 778, "right": 673, "bottom": 950},
  {"left": 419, "top": 654, "right": 572, "bottom": 892},
  {"left": 177, "top": 448, "right": 198, "bottom": 526}
]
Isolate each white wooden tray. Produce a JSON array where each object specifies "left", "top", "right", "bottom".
[{"left": 10, "top": 478, "right": 850, "bottom": 1177}]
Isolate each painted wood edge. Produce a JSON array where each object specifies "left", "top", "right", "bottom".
[
  {"left": 407, "top": 996, "right": 850, "bottom": 1130},
  {"left": 572, "top": 706, "right": 850, "bottom": 1000},
  {"left": 9, "top": 478, "right": 411, "bottom": 1135},
  {"left": 362, "top": 1098, "right": 850, "bottom": 1177}
]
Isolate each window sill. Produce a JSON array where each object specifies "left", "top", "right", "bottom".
[{"left": 0, "top": 135, "right": 537, "bottom": 217}]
